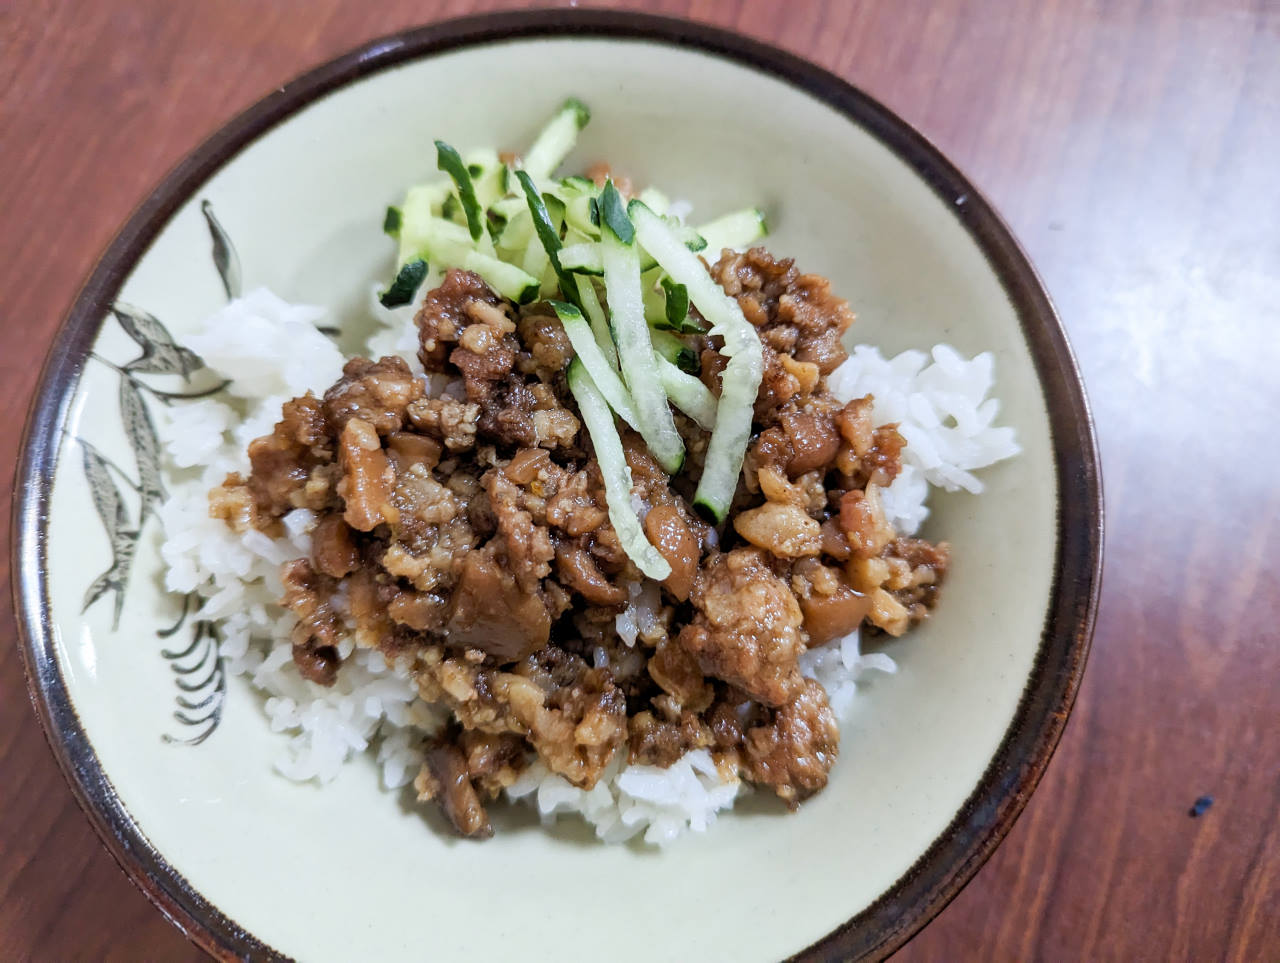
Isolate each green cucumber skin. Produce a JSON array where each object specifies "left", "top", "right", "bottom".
[
  {"left": 661, "top": 276, "right": 690, "bottom": 330},
  {"left": 383, "top": 206, "right": 402, "bottom": 237},
  {"left": 559, "top": 175, "right": 596, "bottom": 195},
  {"left": 379, "top": 258, "right": 427, "bottom": 308},
  {"left": 599, "top": 181, "right": 635, "bottom": 245},
  {"left": 562, "top": 97, "right": 591, "bottom": 128},
  {"left": 434, "top": 140, "right": 485, "bottom": 242},
  {"left": 514, "top": 170, "right": 580, "bottom": 309}
]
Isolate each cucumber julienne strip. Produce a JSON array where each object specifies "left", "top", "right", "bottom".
[
  {"left": 511, "top": 182, "right": 613, "bottom": 363},
  {"left": 435, "top": 141, "right": 484, "bottom": 242},
  {"left": 397, "top": 183, "right": 449, "bottom": 266},
  {"left": 636, "top": 186, "right": 670, "bottom": 215},
  {"left": 465, "top": 149, "right": 506, "bottom": 209},
  {"left": 514, "top": 170, "right": 581, "bottom": 309},
  {"left": 567, "top": 359, "right": 671, "bottom": 582},
  {"left": 563, "top": 194, "right": 598, "bottom": 237},
  {"left": 630, "top": 199, "right": 763, "bottom": 521},
  {"left": 559, "top": 174, "right": 595, "bottom": 194},
  {"left": 383, "top": 206, "right": 402, "bottom": 237},
  {"left": 559, "top": 240, "right": 704, "bottom": 278},
  {"left": 542, "top": 192, "right": 566, "bottom": 224},
  {"left": 557, "top": 242, "right": 604, "bottom": 275},
  {"left": 600, "top": 184, "right": 685, "bottom": 474},
  {"left": 650, "top": 328, "right": 699, "bottom": 373},
  {"left": 599, "top": 181, "right": 635, "bottom": 243},
  {"left": 696, "top": 207, "right": 769, "bottom": 257},
  {"left": 520, "top": 232, "right": 550, "bottom": 286},
  {"left": 574, "top": 276, "right": 618, "bottom": 369},
  {"left": 399, "top": 214, "right": 538, "bottom": 303},
  {"left": 655, "top": 353, "right": 717, "bottom": 431},
  {"left": 548, "top": 301, "right": 638, "bottom": 427},
  {"left": 522, "top": 97, "right": 591, "bottom": 181},
  {"left": 660, "top": 276, "right": 694, "bottom": 331},
  {"left": 379, "top": 258, "right": 427, "bottom": 308},
  {"left": 457, "top": 249, "right": 540, "bottom": 304}
]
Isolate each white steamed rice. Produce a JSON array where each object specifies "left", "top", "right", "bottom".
[{"left": 155, "top": 282, "right": 1018, "bottom": 845}]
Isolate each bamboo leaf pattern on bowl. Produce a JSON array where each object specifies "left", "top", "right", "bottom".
[
  {"left": 113, "top": 304, "right": 204, "bottom": 380},
  {"left": 80, "top": 440, "right": 140, "bottom": 628},
  {"left": 78, "top": 198, "right": 243, "bottom": 744},
  {"left": 201, "top": 199, "right": 242, "bottom": 301},
  {"left": 158, "top": 594, "right": 226, "bottom": 747},
  {"left": 118, "top": 376, "right": 166, "bottom": 524}
]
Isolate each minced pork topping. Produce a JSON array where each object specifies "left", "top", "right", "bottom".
[{"left": 213, "top": 248, "right": 949, "bottom": 837}]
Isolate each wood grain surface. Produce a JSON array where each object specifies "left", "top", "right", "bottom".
[{"left": 2, "top": 1, "right": 1277, "bottom": 960}]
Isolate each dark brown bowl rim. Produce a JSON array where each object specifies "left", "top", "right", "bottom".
[{"left": 11, "top": 9, "right": 1102, "bottom": 962}]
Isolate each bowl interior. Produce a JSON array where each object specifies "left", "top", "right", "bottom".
[{"left": 33, "top": 32, "right": 1061, "bottom": 962}]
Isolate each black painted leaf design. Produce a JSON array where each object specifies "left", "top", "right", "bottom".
[
  {"left": 113, "top": 303, "right": 203, "bottom": 379},
  {"left": 157, "top": 592, "right": 194, "bottom": 639},
  {"left": 81, "top": 442, "right": 128, "bottom": 542},
  {"left": 119, "top": 377, "right": 166, "bottom": 522},
  {"left": 82, "top": 532, "right": 138, "bottom": 629},
  {"left": 201, "top": 200, "right": 242, "bottom": 301},
  {"left": 161, "top": 619, "right": 226, "bottom": 746}
]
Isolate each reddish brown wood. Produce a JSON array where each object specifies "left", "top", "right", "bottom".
[{"left": 2, "top": 1, "right": 1276, "bottom": 959}]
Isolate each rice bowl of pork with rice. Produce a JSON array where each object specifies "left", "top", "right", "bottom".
[{"left": 13, "top": 12, "right": 1101, "bottom": 962}]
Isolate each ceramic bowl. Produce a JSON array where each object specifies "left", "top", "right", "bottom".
[{"left": 12, "top": 11, "right": 1102, "bottom": 961}]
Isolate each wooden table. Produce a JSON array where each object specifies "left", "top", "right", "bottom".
[{"left": 2, "top": 1, "right": 1276, "bottom": 959}]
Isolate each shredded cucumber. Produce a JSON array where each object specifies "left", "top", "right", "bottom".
[
  {"left": 379, "top": 258, "right": 427, "bottom": 308},
  {"left": 567, "top": 359, "right": 671, "bottom": 581},
  {"left": 548, "top": 301, "right": 638, "bottom": 427},
  {"left": 559, "top": 236, "right": 704, "bottom": 276},
  {"left": 636, "top": 187, "right": 670, "bottom": 215},
  {"left": 517, "top": 168, "right": 585, "bottom": 304},
  {"left": 655, "top": 354, "right": 717, "bottom": 431},
  {"left": 649, "top": 328, "right": 699, "bottom": 374},
  {"left": 559, "top": 175, "right": 596, "bottom": 195},
  {"left": 574, "top": 276, "right": 617, "bottom": 369},
  {"left": 493, "top": 210, "right": 534, "bottom": 254},
  {"left": 435, "top": 141, "right": 484, "bottom": 242},
  {"left": 397, "top": 183, "right": 451, "bottom": 265},
  {"left": 465, "top": 149, "right": 506, "bottom": 209},
  {"left": 384, "top": 100, "right": 771, "bottom": 541},
  {"left": 659, "top": 275, "right": 702, "bottom": 333},
  {"left": 630, "top": 199, "right": 763, "bottom": 522},
  {"left": 520, "top": 233, "right": 550, "bottom": 287},
  {"left": 558, "top": 242, "right": 604, "bottom": 275},
  {"left": 696, "top": 207, "right": 769, "bottom": 257},
  {"left": 522, "top": 98, "right": 590, "bottom": 181},
  {"left": 600, "top": 183, "right": 684, "bottom": 474},
  {"left": 490, "top": 194, "right": 529, "bottom": 225},
  {"left": 403, "top": 215, "right": 538, "bottom": 302},
  {"left": 563, "top": 193, "right": 599, "bottom": 236},
  {"left": 641, "top": 268, "right": 667, "bottom": 327},
  {"left": 599, "top": 182, "right": 634, "bottom": 243},
  {"left": 458, "top": 250, "right": 540, "bottom": 303}
]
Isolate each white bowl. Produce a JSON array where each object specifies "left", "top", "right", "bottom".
[{"left": 13, "top": 11, "right": 1101, "bottom": 961}]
